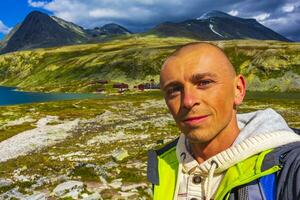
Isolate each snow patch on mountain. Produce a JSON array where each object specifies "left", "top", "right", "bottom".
[{"left": 209, "top": 24, "right": 223, "bottom": 37}]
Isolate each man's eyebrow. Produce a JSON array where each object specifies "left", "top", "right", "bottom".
[
  {"left": 162, "top": 81, "right": 182, "bottom": 91},
  {"left": 190, "top": 72, "right": 217, "bottom": 83}
]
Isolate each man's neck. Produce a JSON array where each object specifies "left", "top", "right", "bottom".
[{"left": 189, "top": 115, "right": 240, "bottom": 164}]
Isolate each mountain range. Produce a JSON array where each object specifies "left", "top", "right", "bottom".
[{"left": 0, "top": 10, "right": 291, "bottom": 54}]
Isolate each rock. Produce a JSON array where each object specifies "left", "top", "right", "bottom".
[
  {"left": 0, "top": 188, "right": 25, "bottom": 199},
  {"left": 118, "top": 191, "right": 137, "bottom": 198},
  {"left": 111, "top": 148, "right": 129, "bottom": 162},
  {"left": 0, "top": 178, "right": 13, "bottom": 187},
  {"left": 121, "top": 183, "right": 148, "bottom": 192},
  {"left": 50, "top": 174, "right": 68, "bottom": 184},
  {"left": 31, "top": 177, "right": 50, "bottom": 189},
  {"left": 63, "top": 189, "right": 81, "bottom": 199},
  {"left": 109, "top": 179, "right": 122, "bottom": 189},
  {"left": 99, "top": 176, "right": 108, "bottom": 185},
  {"left": 102, "top": 161, "right": 118, "bottom": 169},
  {"left": 36, "top": 116, "right": 59, "bottom": 127},
  {"left": 13, "top": 174, "right": 30, "bottom": 182},
  {"left": 144, "top": 187, "right": 153, "bottom": 197},
  {"left": 53, "top": 180, "right": 84, "bottom": 197},
  {"left": 83, "top": 192, "right": 102, "bottom": 200},
  {"left": 25, "top": 192, "right": 46, "bottom": 200}
]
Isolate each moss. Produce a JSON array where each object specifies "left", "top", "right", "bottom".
[
  {"left": 71, "top": 166, "right": 99, "bottom": 182},
  {"left": 0, "top": 123, "right": 36, "bottom": 142},
  {"left": 0, "top": 185, "right": 15, "bottom": 194},
  {"left": 59, "top": 197, "right": 74, "bottom": 200},
  {"left": 117, "top": 169, "right": 142, "bottom": 182}
]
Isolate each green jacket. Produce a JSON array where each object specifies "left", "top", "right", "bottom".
[{"left": 147, "top": 139, "right": 281, "bottom": 200}]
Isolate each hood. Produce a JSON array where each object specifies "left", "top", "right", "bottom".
[{"left": 234, "top": 108, "right": 294, "bottom": 145}]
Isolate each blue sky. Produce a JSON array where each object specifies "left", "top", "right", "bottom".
[
  {"left": 0, "top": 0, "right": 51, "bottom": 39},
  {"left": 0, "top": 0, "right": 300, "bottom": 41}
]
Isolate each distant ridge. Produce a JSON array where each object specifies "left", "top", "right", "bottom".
[
  {"left": 149, "top": 10, "right": 290, "bottom": 42},
  {"left": 0, "top": 10, "right": 291, "bottom": 54},
  {"left": 0, "top": 11, "right": 132, "bottom": 54}
]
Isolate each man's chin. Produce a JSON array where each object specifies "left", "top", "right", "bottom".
[{"left": 185, "top": 131, "right": 214, "bottom": 144}]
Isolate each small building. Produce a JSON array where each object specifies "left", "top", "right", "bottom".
[
  {"left": 137, "top": 84, "right": 145, "bottom": 91},
  {"left": 113, "top": 83, "right": 129, "bottom": 92},
  {"left": 97, "top": 80, "right": 109, "bottom": 84}
]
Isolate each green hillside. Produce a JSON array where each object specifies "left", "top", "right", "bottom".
[{"left": 0, "top": 35, "right": 299, "bottom": 92}]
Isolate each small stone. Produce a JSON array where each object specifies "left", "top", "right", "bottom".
[
  {"left": 63, "top": 189, "right": 81, "bottom": 199},
  {"left": 121, "top": 183, "right": 148, "bottom": 191},
  {"left": 112, "top": 148, "right": 129, "bottom": 162},
  {"left": 50, "top": 174, "right": 68, "bottom": 184},
  {"left": 0, "top": 188, "right": 25, "bottom": 199},
  {"left": 13, "top": 175, "right": 30, "bottom": 182},
  {"left": 102, "top": 161, "right": 118, "bottom": 169},
  {"left": 82, "top": 193, "right": 89, "bottom": 198},
  {"left": 0, "top": 178, "right": 13, "bottom": 187},
  {"left": 118, "top": 191, "right": 137, "bottom": 198},
  {"left": 53, "top": 180, "right": 84, "bottom": 197},
  {"left": 144, "top": 187, "right": 153, "bottom": 197},
  {"left": 25, "top": 192, "right": 46, "bottom": 200},
  {"left": 99, "top": 176, "right": 107, "bottom": 184},
  {"left": 109, "top": 179, "right": 122, "bottom": 189},
  {"left": 83, "top": 192, "right": 102, "bottom": 200},
  {"left": 31, "top": 177, "right": 50, "bottom": 189}
]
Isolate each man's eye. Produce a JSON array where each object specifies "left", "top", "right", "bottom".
[
  {"left": 197, "top": 80, "right": 213, "bottom": 87},
  {"left": 166, "top": 86, "right": 181, "bottom": 96}
]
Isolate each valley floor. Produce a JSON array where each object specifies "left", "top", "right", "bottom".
[{"left": 0, "top": 91, "right": 299, "bottom": 199}]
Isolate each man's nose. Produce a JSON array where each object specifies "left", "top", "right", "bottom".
[{"left": 182, "top": 87, "right": 199, "bottom": 109}]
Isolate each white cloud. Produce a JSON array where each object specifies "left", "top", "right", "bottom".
[
  {"left": 28, "top": 0, "right": 47, "bottom": 8},
  {"left": 25, "top": 0, "right": 300, "bottom": 40},
  {"left": 228, "top": 10, "right": 238, "bottom": 16},
  {"left": 262, "top": 12, "right": 300, "bottom": 34},
  {"left": 282, "top": 4, "right": 295, "bottom": 12},
  {"left": 89, "top": 9, "right": 127, "bottom": 19},
  {"left": 0, "top": 20, "right": 12, "bottom": 34},
  {"left": 252, "top": 13, "right": 270, "bottom": 22},
  {"left": 282, "top": 2, "right": 300, "bottom": 13}
]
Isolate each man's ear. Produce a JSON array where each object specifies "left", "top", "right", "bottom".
[{"left": 234, "top": 75, "right": 246, "bottom": 106}]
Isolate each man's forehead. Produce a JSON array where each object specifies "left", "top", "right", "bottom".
[
  {"left": 161, "top": 43, "right": 235, "bottom": 79},
  {"left": 163, "top": 47, "right": 223, "bottom": 73}
]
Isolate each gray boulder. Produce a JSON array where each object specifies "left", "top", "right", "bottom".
[{"left": 53, "top": 180, "right": 84, "bottom": 198}]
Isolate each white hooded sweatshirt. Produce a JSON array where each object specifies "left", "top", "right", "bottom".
[{"left": 174, "top": 108, "right": 300, "bottom": 200}]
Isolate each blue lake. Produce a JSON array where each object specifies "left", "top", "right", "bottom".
[{"left": 0, "top": 86, "right": 104, "bottom": 106}]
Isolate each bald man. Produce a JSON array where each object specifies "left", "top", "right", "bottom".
[{"left": 147, "top": 42, "right": 300, "bottom": 200}]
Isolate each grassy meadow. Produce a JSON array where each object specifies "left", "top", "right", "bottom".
[{"left": 0, "top": 35, "right": 299, "bottom": 93}]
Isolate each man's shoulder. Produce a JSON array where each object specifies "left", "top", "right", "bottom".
[{"left": 147, "top": 137, "right": 179, "bottom": 185}]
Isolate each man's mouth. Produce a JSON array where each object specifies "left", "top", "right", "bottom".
[{"left": 183, "top": 115, "right": 209, "bottom": 126}]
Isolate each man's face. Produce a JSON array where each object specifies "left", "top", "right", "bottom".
[{"left": 160, "top": 45, "right": 238, "bottom": 143}]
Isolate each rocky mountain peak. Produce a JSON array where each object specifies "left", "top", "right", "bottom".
[{"left": 197, "top": 10, "right": 234, "bottom": 20}]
